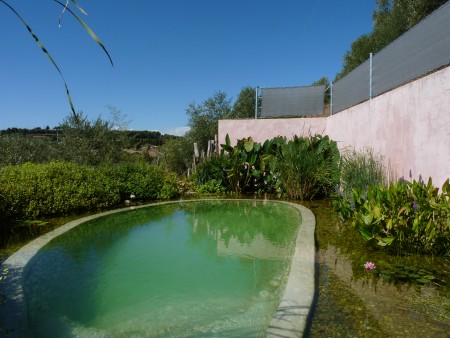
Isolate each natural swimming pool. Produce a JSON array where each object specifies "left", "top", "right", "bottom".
[
  {"left": 3, "top": 199, "right": 447, "bottom": 337},
  {"left": 17, "top": 200, "right": 304, "bottom": 337}
]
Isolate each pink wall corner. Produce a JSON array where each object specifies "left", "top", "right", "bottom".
[
  {"left": 326, "top": 66, "right": 450, "bottom": 186},
  {"left": 218, "top": 66, "right": 450, "bottom": 187}
]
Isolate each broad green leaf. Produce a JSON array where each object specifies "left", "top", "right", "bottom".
[
  {"left": 251, "top": 170, "right": 260, "bottom": 177},
  {"left": 377, "top": 236, "right": 394, "bottom": 246},
  {"left": 361, "top": 213, "right": 373, "bottom": 225},
  {"left": 442, "top": 178, "right": 449, "bottom": 194},
  {"left": 221, "top": 143, "right": 233, "bottom": 152},
  {"left": 359, "top": 227, "right": 372, "bottom": 241},
  {"left": 244, "top": 138, "right": 254, "bottom": 152},
  {"left": 248, "top": 153, "right": 257, "bottom": 166}
]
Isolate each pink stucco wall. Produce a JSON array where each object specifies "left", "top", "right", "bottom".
[
  {"left": 218, "top": 117, "right": 327, "bottom": 145},
  {"left": 218, "top": 66, "right": 450, "bottom": 186}
]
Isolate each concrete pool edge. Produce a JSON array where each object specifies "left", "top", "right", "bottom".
[
  {"left": 0, "top": 199, "right": 315, "bottom": 338},
  {"left": 266, "top": 202, "right": 316, "bottom": 338}
]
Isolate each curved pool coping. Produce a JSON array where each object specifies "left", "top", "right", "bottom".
[{"left": 0, "top": 199, "right": 315, "bottom": 338}]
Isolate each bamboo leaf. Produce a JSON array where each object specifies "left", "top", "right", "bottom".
[
  {"left": 58, "top": 1, "right": 89, "bottom": 27},
  {"left": 1, "top": 0, "right": 76, "bottom": 115},
  {"left": 53, "top": 0, "right": 114, "bottom": 67},
  {"left": 70, "top": 0, "right": 88, "bottom": 16}
]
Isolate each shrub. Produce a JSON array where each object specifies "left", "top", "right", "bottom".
[
  {"left": 0, "top": 162, "right": 180, "bottom": 220},
  {"left": 194, "top": 154, "right": 227, "bottom": 186},
  {"left": 196, "top": 179, "right": 227, "bottom": 194},
  {"left": 276, "top": 135, "right": 340, "bottom": 200},
  {"left": 102, "top": 163, "right": 180, "bottom": 201},
  {"left": 158, "top": 171, "right": 180, "bottom": 200},
  {"left": 159, "top": 136, "right": 193, "bottom": 176},
  {"left": 333, "top": 177, "right": 450, "bottom": 256},
  {"left": 0, "top": 162, "right": 120, "bottom": 219}
]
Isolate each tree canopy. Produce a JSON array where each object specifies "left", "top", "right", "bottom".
[
  {"left": 227, "top": 86, "right": 256, "bottom": 120},
  {"left": 185, "top": 91, "right": 232, "bottom": 152}
]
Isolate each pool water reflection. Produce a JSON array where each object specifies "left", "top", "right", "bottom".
[{"left": 23, "top": 200, "right": 301, "bottom": 337}]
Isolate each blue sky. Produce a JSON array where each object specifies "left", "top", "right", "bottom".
[{"left": 0, "top": 0, "right": 375, "bottom": 135}]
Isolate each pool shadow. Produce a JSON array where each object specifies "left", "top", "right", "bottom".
[
  {"left": 267, "top": 303, "right": 311, "bottom": 337},
  {"left": 0, "top": 265, "right": 26, "bottom": 337}
]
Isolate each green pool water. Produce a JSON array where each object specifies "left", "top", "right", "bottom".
[{"left": 23, "top": 200, "right": 301, "bottom": 337}]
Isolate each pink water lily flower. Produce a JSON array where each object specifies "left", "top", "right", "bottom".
[{"left": 364, "top": 262, "right": 376, "bottom": 270}]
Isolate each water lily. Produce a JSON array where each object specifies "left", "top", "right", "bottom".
[{"left": 364, "top": 262, "right": 376, "bottom": 270}]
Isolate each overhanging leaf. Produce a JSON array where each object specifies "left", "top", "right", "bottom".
[
  {"left": 1, "top": 0, "right": 76, "bottom": 114},
  {"left": 53, "top": 0, "right": 114, "bottom": 66}
]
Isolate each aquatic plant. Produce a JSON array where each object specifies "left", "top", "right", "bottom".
[
  {"left": 334, "top": 176, "right": 450, "bottom": 256},
  {"left": 276, "top": 135, "right": 340, "bottom": 200},
  {"left": 217, "top": 134, "right": 340, "bottom": 199},
  {"left": 220, "top": 134, "right": 282, "bottom": 194},
  {"left": 338, "top": 147, "right": 388, "bottom": 197}
]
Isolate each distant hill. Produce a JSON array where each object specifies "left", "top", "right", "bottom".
[{"left": 0, "top": 127, "right": 178, "bottom": 148}]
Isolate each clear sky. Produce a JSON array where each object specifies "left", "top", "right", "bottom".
[{"left": 0, "top": 0, "right": 376, "bottom": 135}]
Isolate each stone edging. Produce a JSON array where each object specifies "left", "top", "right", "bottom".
[{"left": 266, "top": 202, "right": 316, "bottom": 338}]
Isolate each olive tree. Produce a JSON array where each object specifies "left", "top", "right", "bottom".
[
  {"left": 186, "top": 91, "right": 232, "bottom": 152},
  {"left": 227, "top": 86, "right": 256, "bottom": 119},
  {"left": 60, "top": 111, "right": 128, "bottom": 165}
]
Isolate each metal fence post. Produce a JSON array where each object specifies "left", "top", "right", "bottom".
[
  {"left": 255, "top": 86, "right": 259, "bottom": 119},
  {"left": 330, "top": 82, "right": 333, "bottom": 115},
  {"left": 369, "top": 52, "right": 373, "bottom": 99}
]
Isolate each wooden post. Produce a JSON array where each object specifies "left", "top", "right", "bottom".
[
  {"left": 207, "top": 140, "right": 211, "bottom": 157},
  {"left": 194, "top": 142, "right": 199, "bottom": 159}
]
